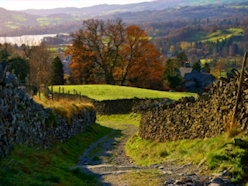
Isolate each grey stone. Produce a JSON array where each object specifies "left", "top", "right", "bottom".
[
  {"left": 165, "top": 180, "right": 174, "bottom": 185},
  {"left": 233, "top": 138, "right": 247, "bottom": 148},
  {"left": 209, "top": 177, "right": 225, "bottom": 186}
]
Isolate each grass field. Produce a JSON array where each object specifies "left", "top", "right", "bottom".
[
  {"left": 37, "top": 17, "right": 62, "bottom": 26},
  {"left": 51, "top": 85, "right": 196, "bottom": 101},
  {"left": 185, "top": 27, "right": 243, "bottom": 43},
  {"left": 12, "top": 14, "right": 27, "bottom": 22}
]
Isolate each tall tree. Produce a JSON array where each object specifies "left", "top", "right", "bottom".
[
  {"left": 51, "top": 56, "right": 64, "bottom": 85},
  {"left": 66, "top": 18, "right": 126, "bottom": 85},
  {"left": 204, "top": 63, "right": 211, "bottom": 73},
  {"left": 163, "top": 58, "right": 183, "bottom": 89},
  {"left": 176, "top": 50, "right": 188, "bottom": 67},
  {"left": 192, "top": 60, "right": 201, "bottom": 72},
  {"left": 117, "top": 25, "right": 164, "bottom": 88},
  {"left": 29, "top": 43, "right": 51, "bottom": 86},
  {"left": 0, "top": 43, "right": 10, "bottom": 62},
  {"left": 8, "top": 56, "right": 29, "bottom": 83},
  {"left": 66, "top": 19, "right": 164, "bottom": 89}
]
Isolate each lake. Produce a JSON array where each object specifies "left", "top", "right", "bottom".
[{"left": 0, "top": 34, "right": 57, "bottom": 45}]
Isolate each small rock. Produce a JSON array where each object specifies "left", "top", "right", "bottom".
[
  {"left": 164, "top": 179, "right": 174, "bottom": 185},
  {"left": 158, "top": 165, "right": 164, "bottom": 169},
  {"left": 175, "top": 180, "right": 185, "bottom": 185},
  {"left": 209, "top": 177, "right": 225, "bottom": 186},
  {"left": 186, "top": 173, "right": 197, "bottom": 177},
  {"left": 162, "top": 170, "right": 173, "bottom": 174},
  {"left": 222, "top": 170, "right": 231, "bottom": 177},
  {"left": 181, "top": 176, "right": 193, "bottom": 183}
]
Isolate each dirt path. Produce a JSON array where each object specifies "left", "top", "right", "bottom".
[{"left": 75, "top": 123, "right": 233, "bottom": 186}]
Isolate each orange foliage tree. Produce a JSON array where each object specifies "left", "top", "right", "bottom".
[
  {"left": 117, "top": 25, "right": 164, "bottom": 89},
  {"left": 65, "top": 18, "right": 164, "bottom": 89}
]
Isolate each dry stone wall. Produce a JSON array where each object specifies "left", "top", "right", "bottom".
[
  {"left": 0, "top": 85, "right": 96, "bottom": 157},
  {"left": 93, "top": 98, "right": 176, "bottom": 115},
  {"left": 139, "top": 74, "right": 248, "bottom": 142}
]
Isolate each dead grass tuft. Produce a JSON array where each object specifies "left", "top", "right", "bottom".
[
  {"left": 33, "top": 95, "right": 95, "bottom": 125},
  {"left": 224, "top": 111, "right": 242, "bottom": 138}
]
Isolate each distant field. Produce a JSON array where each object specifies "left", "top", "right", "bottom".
[
  {"left": 229, "top": 5, "right": 248, "bottom": 9},
  {"left": 185, "top": 27, "right": 243, "bottom": 43},
  {"left": 12, "top": 14, "right": 27, "bottom": 22},
  {"left": 37, "top": 17, "right": 62, "bottom": 26},
  {"left": 200, "top": 57, "right": 242, "bottom": 64},
  {"left": 51, "top": 85, "right": 196, "bottom": 101}
]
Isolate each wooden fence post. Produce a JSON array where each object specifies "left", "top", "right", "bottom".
[
  {"left": 58, "top": 87, "right": 61, "bottom": 101},
  {"left": 62, "top": 87, "right": 64, "bottom": 100},
  {"left": 231, "top": 52, "right": 248, "bottom": 128},
  {"left": 51, "top": 84, "right": 54, "bottom": 100}
]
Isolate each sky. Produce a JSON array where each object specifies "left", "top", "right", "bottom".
[{"left": 0, "top": 0, "right": 154, "bottom": 10}]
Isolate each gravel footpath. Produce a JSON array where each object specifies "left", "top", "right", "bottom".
[{"left": 75, "top": 124, "right": 237, "bottom": 186}]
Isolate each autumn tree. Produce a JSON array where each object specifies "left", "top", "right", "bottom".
[
  {"left": 66, "top": 18, "right": 164, "bottom": 89},
  {"left": 212, "top": 59, "right": 225, "bottom": 78},
  {"left": 51, "top": 56, "right": 64, "bottom": 85},
  {"left": 66, "top": 18, "right": 126, "bottom": 85},
  {"left": 65, "top": 35, "right": 95, "bottom": 84},
  {"left": 117, "top": 25, "right": 164, "bottom": 89},
  {"left": 29, "top": 43, "right": 51, "bottom": 86}
]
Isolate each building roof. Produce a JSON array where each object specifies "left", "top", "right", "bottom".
[{"left": 179, "top": 67, "right": 193, "bottom": 77}]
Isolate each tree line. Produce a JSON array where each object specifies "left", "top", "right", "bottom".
[
  {"left": 65, "top": 18, "right": 164, "bottom": 89},
  {"left": 0, "top": 18, "right": 235, "bottom": 93},
  {"left": 0, "top": 41, "right": 64, "bottom": 93}
]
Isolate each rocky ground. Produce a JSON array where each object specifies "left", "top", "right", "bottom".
[{"left": 75, "top": 124, "right": 241, "bottom": 186}]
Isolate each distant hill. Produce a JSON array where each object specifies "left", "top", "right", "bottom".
[
  {"left": 21, "top": 0, "right": 247, "bottom": 17},
  {"left": 0, "top": 0, "right": 247, "bottom": 36},
  {"left": 0, "top": 7, "right": 39, "bottom": 30}
]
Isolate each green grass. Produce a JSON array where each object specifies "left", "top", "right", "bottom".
[
  {"left": 97, "top": 114, "right": 248, "bottom": 183},
  {"left": 37, "top": 17, "right": 51, "bottom": 26},
  {"left": 37, "top": 17, "right": 64, "bottom": 26},
  {"left": 12, "top": 14, "right": 27, "bottom": 22},
  {"left": 97, "top": 113, "right": 141, "bottom": 128},
  {"left": 200, "top": 57, "right": 242, "bottom": 64},
  {"left": 203, "top": 28, "right": 243, "bottom": 43},
  {"left": 126, "top": 132, "right": 248, "bottom": 182},
  {"left": 229, "top": 5, "right": 248, "bottom": 9},
  {"left": 51, "top": 85, "right": 196, "bottom": 101},
  {"left": 6, "top": 24, "right": 19, "bottom": 29},
  {"left": 185, "top": 27, "right": 243, "bottom": 43},
  {"left": 0, "top": 123, "right": 113, "bottom": 186}
]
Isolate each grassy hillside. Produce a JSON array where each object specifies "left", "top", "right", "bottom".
[
  {"left": 0, "top": 123, "right": 112, "bottom": 185},
  {"left": 126, "top": 131, "right": 248, "bottom": 182},
  {"left": 51, "top": 85, "right": 196, "bottom": 101},
  {"left": 0, "top": 8, "right": 39, "bottom": 30},
  {"left": 185, "top": 28, "right": 243, "bottom": 43},
  {"left": 1, "top": 1, "right": 247, "bottom": 36}
]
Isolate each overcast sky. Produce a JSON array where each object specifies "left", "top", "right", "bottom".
[{"left": 0, "top": 0, "right": 154, "bottom": 10}]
